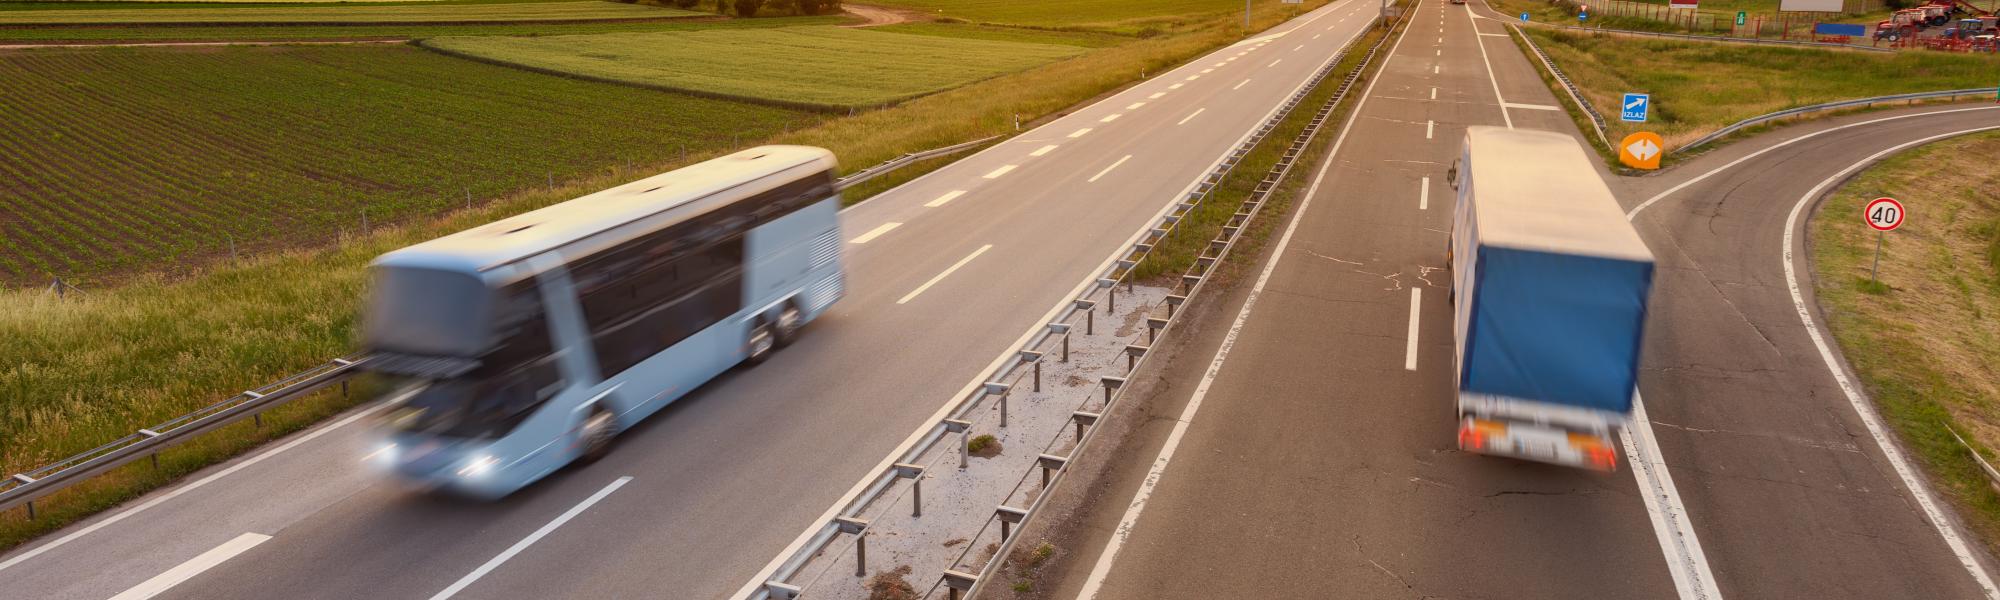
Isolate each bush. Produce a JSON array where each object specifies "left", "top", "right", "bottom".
[
  {"left": 734, "top": 0, "right": 763, "bottom": 17},
  {"left": 793, "top": 0, "right": 841, "bottom": 15},
  {"left": 673, "top": 0, "right": 698, "bottom": 8}
]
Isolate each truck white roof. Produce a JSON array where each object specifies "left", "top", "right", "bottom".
[{"left": 1464, "top": 127, "right": 1654, "bottom": 263}]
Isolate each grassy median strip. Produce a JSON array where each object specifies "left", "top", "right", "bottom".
[
  {"left": 0, "top": 0, "right": 1328, "bottom": 552},
  {"left": 1813, "top": 131, "right": 2000, "bottom": 551},
  {"left": 1520, "top": 28, "right": 1999, "bottom": 150}
]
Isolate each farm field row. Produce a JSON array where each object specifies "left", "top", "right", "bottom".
[
  {"left": 424, "top": 25, "right": 1088, "bottom": 109},
  {"left": 1521, "top": 29, "right": 2000, "bottom": 149},
  {"left": 875, "top": 0, "right": 1247, "bottom": 33},
  {"left": 0, "top": 13, "right": 837, "bottom": 42},
  {"left": 0, "top": 44, "right": 809, "bottom": 282},
  {"left": 0, "top": 1, "right": 696, "bottom": 24}
]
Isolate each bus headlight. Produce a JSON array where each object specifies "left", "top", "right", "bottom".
[
  {"left": 363, "top": 442, "right": 399, "bottom": 466},
  {"left": 456, "top": 455, "right": 499, "bottom": 478}
]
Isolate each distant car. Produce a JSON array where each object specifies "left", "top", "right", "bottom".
[{"left": 1450, "top": 0, "right": 1466, "bottom": 5}]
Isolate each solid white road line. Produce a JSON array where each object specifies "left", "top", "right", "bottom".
[
  {"left": 1419, "top": 176, "right": 1430, "bottom": 210},
  {"left": 848, "top": 222, "right": 900, "bottom": 244},
  {"left": 984, "top": 164, "right": 1018, "bottom": 178},
  {"left": 897, "top": 245, "right": 991, "bottom": 305},
  {"left": 1178, "top": 108, "right": 1206, "bottom": 126},
  {"left": 1089, "top": 155, "right": 1133, "bottom": 183},
  {"left": 1069, "top": 128, "right": 1093, "bottom": 138},
  {"left": 1621, "top": 396, "right": 1724, "bottom": 600},
  {"left": 108, "top": 533, "right": 270, "bottom": 600},
  {"left": 1074, "top": 5, "right": 1419, "bottom": 595},
  {"left": 1426, "top": 120, "right": 1434, "bottom": 139},
  {"left": 1478, "top": 32, "right": 1509, "bottom": 36},
  {"left": 1503, "top": 102, "right": 1561, "bottom": 111},
  {"left": 1030, "top": 145, "right": 1058, "bottom": 157},
  {"left": 1463, "top": 3, "right": 1513, "bottom": 129},
  {"left": 925, "top": 190, "right": 967, "bottom": 208},
  {"left": 1100, "top": 114, "right": 1121, "bottom": 123},
  {"left": 1234, "top": 79, "right": 1251, "bottom": 90},
  {"left": 0, "top": 402, "right": 390, "bottom": 573},
  {"left": 429, "top": 477, "right": 632, "bottom": 600},
  {"left": 1779, "top": 126, "right": 2000, "bottom": 599},
  {"left": 1404, "top": 288, "right": 1421, "bottom": 371},
  {"left": 1126, "top": 102, "right": 1146, "bottom": 109}
]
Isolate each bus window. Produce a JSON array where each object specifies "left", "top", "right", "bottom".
[{"left": 387, "top": 284, "right": 563, "bottom": 439}]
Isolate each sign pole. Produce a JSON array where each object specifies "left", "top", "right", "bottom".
[{"left": 1871, "top": 230, "right": 1884, "bottom": 283}]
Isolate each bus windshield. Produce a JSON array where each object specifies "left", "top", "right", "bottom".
[{"left": 387, "top": 366, "right": 555, "bottom": 439}]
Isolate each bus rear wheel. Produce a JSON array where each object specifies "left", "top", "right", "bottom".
[
  {"left": 774, "top": 303, "right": 804, "bottom": 347},
  {"left": 747, "top": 318, "right": 776, "bottom": 365},
  {"left": 579, "top": 409, "right": 619, "bottom": 464}
]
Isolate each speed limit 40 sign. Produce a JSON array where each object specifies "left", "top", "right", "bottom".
[{"left": 1866, "top": 197, "right": 1905, "bottom": 231}]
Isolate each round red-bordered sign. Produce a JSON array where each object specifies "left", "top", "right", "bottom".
[{"left": 1865, "top": 197, "right": 1904, "bottom": 232}]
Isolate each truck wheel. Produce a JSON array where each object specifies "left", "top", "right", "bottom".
[{"left": 774, "top": 302, "right": 804, "bottom": 347}]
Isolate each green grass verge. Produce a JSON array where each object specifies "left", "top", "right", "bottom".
[
  {"left": 423, "top": 25, "right": 1087, "bottom": 110},
  {"left": 0, "top": 44, "right": 811, "bottom": 282},
  {"left": 0, "top": 1, "right": 695, "bottom": 23},
  {"left": 872, "top": 21, "right": 1129, "bottom": 48},
  {"left": 0, "top": 0, "right": 1331, "bottom": 551},
  {"left": 1811, "top": 131, "right": 2000, "bottom": 555},
  {"left": 0, "top": 13, "right": 833, "bottom": 42},
  {"left": 874, "top": 0, "right": 1249, "bottom": 35},
  {"left": 1522, "top": 28, "right": 1998, "bottom": 150}
]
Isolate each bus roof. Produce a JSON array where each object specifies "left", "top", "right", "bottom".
[
  {"left": 1464, "top": 127, "right": 1653, "bottom": 264},
  {"left": 375, "top": 145, "right": 837, "bottom": 275}
]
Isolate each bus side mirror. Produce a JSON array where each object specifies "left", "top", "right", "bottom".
[{"left": 1446, "top": 162, "right": 1459, "bottom": 191}]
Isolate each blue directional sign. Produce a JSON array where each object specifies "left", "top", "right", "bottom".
[
  {"left": 1520, "top": 11, "right": 1530, "bottom": 21},
  {"left": 1621, "top": 93, "right": 1650, "bottom": 123}
]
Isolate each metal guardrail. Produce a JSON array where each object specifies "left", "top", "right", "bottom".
[
  {"left": 1539, "top": 23, "right": 1893, "bottom": 52},
  {"left": 748, "top": 18, "right": 1392, "bottom": 600},
  {"left": 833, "top": 135, "right": 1001, "bottom": 191},
  {"left": 0, "top": 355, "right": 369, "bottom": 516},
  {"left": 1676, "top": 87, "right": 2000, "bottom": 153},
  {"left": 1509, "top": 23, "right": 1610, "bottom": 149},
  {"left": 0, "top": 135, "right": 1001, "bottom": 521}
]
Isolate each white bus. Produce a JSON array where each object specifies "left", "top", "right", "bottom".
[{"left": 361, "top": 146, "right": 844, "bottom": 498}]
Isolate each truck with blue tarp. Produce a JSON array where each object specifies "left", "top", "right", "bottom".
[{"left": 1444, "top": 127, "right": 1656, "bottom": 471}]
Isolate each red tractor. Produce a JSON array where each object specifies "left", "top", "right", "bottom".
[{"left": 1876, "top": 9, "right": 1929, "bottom": 40}]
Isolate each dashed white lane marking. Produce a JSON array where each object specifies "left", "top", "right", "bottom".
[
  {"left": 1202, "top": 68, "right": 1214, "bottom": 74},
  {"left": 1100, "top": 114, "right": 1121, "bottom": 123},
  {"left": 1178, "top": 108, "right": 1206, "bottom": 126},
  {"left": 109, "top": 533, "right": 271, "bottom": 600},
  {"left": 1234, "top": 79, "right": 1252, "bottom": 90},
  {"left": 1433, "top": 65, "right": 1440, "bottom": 74},
  {"left": 848, "top": 222, "right": 901, "bottom": 244},
  {"left": 1436, "top": 49, "right": 1442, "bottom": 56},
  {"left": 429, "top": 477, "right": 632, "bottom": 600},
  {"left": 1069, "top": 128, "right": 1092, "bottom": 138},
  {"left": 1186, "top": 75, "right": 1201, "bottom": 81},
  {"left": 1149, "top": 92, "right": 1166, "bottom": 99},
  {"left": 1426, "top": 120, "right": 1435, "bottom": 139},
  {"left": 1314, "top": 33, "right": 1322, "bottom": 39},
  {"left": 897, "top": 244, "right": 991, "bottom": 305},
  {"left": 1502, "top": 102, "right": 1561, "bottom": 111},
  {"left": 1029, "top": 145, "right": 1058, "bottom": 157},
  {"left": 1169, "top": 83, "right": 1185, "bottom": 89},
  {"left": 1269, "top": 58, "right": 1283, "bottom": 67},
  {"left": 984, "top": 164, "right": 1018, "bottom": 178},
  {"left": 1780, "top": 126, "right": 2000, "bottom": 600},
  {"left": 926, "top": 190, "right": 968, "bottom": 207},
  {"left": 1127, "top": 102, "right": 1147, "bottom": 109},
  {"left": 1419, "top": 176, "right": 1430, "bottom": 210},
  {"left": 1088, "top": 155, "right": 1133, "bottom": 183},
  {"left": 1404, "top": 288, "right": 1421, "bottom": 371},
  {"left": 1431, "top": 87, "right": 1438, "bottom": 100},
  {"left": 1294, "top": 44, "right": 1304, "bottom": 51}
]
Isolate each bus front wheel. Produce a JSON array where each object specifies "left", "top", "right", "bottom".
[
  {"left": 579, "top": 409, "right": 619, "bottom": 464},
  {"left": 774, "top": 303, "right": 804, "bottom": 347},
  {"left": 747, "top": 318, "right": 776, "bottom": 365}
]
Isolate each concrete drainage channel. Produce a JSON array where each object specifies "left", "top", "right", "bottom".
[{"left": 750, "top": 16, "right": 1397, "bottom": 600}]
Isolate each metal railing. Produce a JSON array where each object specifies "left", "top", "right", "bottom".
[
  {"left": 1676, "top": 88, "right": 2000, "bottom": 153},
  {"left": 1538, "top": 23, "right": 1893, "bottom": 52},
  {"left": 747, "top": 12, "right": 1395, "bottom": 597},
  {"left": 0, "top": 355, "right": 369, "bottom": 517},
  {"left": 1510, "top": 23, "right": 1610, "bottom": 149},
  {"left": 0, "top": 135, "right": 1000, "bottom": 521}
]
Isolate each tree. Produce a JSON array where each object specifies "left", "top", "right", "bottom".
[
  {"left": 793, "top": 0, "right": 841, "bottom": 15},
  {"left": 672, "top": 0, "right": 697, "bottom": 7},
  {"left": 734, "top": 0, "right": 763, "bottom": 16}
]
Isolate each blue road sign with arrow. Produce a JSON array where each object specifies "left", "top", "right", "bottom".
[{"left": 1621, "top": 93, "right": 1650, "bottom": 123}]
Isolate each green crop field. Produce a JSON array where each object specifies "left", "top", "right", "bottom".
[
  {"left": 0, "top": 44, "right": 808, "bottom": 283},
  {"left": 0, "top": 14, "right": 838, "bottom": 42},
  {"left": 1524, "top": 29, "right": 2000, "bottom": 149},
  {"left": 875, "top": 0, "right": 1246, "bottom": 32},
  {"left": 0, "top": 1, "right": 696, "bottom": 24},
  {"left": 424, "top": 25, "right": 1087, "bottom": 109}
]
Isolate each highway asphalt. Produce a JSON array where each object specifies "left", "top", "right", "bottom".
[
  {"left": 1023, "top": 2, "right": 2000, "bottom": 599},
  {"left": 0, "top": 2, "right": 1387, "bottom": 599}
]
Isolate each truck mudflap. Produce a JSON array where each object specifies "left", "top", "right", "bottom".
[{"left": 1458, "top": 417, "right": 1620, "bottom": 471}]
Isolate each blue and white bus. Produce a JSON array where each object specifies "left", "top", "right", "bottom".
[{"left": 359, "top": 146, "right": 844, "bottom": 499}]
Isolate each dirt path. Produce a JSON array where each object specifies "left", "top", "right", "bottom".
[{"left": 840, "top": 3, "right": 922, "bottom": 27}]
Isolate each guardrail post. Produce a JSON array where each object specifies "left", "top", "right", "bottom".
[
  {"left": 836, "top": 516, "right": 870, "bottom": 577},
  {"left": 1071, "top": 411, "right": 1100, "bottom": 442},
  {"left": 985, "top": 383, "right": 1012, "bottom": 428},
  {"left": 1037, "top": 454, "right": 1067, "bottom": 490},
  {"left": 1101, "top": 377, "right": 1126, "bottom": 408},
  {"left": 942, "top": 570, "right": 978, "bottom": 600},
  {"left": 1100, "top": 278, "right": 1119, "bottom": 314},
  {"left": 1020, "top": 351, "right": 1044, "bottom": 392},
  {"left": 1123, "top": 345, "right": 1148, "bottom": 372},
  {"left": 945, "top": 419, "right": 972, "bottom": 469},
  {"left": 996, "top": 505, "right": 1028, "bottom": 542},
  {"left": 893, "top": 463, "right": 925, "bottom": 517},
  {"left": 1048, "top": 323, "right": 1072, "bottom": 362},
  {"left": 138, "top": 429, "right": 162, "bottom": 469},
  {"left": 764, "top": 581, "right": 803, "bottom": 599},
  {"left": 1074, "top": 300, "right": 1096, "bottom": 335},
  {"left": 25, "top": 501, "right": 33, "bottom": 520},
  {"left": 1147, "top": 317, "right": 1168, "bottom": 344},
  {"left": 1165, "top": 294, "right": 1186, "bottom": 318}
]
